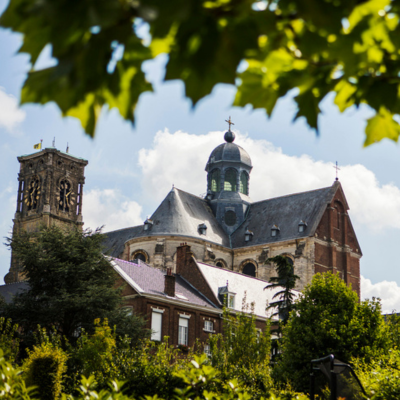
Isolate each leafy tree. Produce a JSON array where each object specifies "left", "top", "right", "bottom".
[
  {"left": 275, "top": 272, "right": 388, "bottom": 392},
  {"left": 209, "top": 301, "right": 272, "bottom": 398},
  {"left": 1, "top": 0, "right": 400, "bottom": 145},
  {"left": 2, "top": 226, "right": 146, "bottom": 344},
  {"left": 265, "top": 255, "right": 299, "bottom": 326}
]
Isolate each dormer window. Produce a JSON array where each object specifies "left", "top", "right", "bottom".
[
  {"left": 271, "top": 225, "right": 280, "bottom": 237},
  {"left": 298, "top": 220, "right": 307, "bottom": 233},
  {"left": 218, "top": 284, "right": 236, "bottom": 309},
  {"left": 198, "top": 223, "right": 207, "bottom": 235},
  {"left": 144, "top": 217, "right": 153, "bottom": 231},
  {"left": 244, "top": 229, "right": 254, "bottom": 242}
]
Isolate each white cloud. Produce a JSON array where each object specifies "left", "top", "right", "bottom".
[
  {"left": 0, "top": 87, "right": 25, "bottom": 132},
  {"left": 83, "top": 189, "right": 143, "bottom": 232},
  {"left": 361, "top": 276, "right": 400, "bottom": 314},
  {"left": 138, "top": 129, "right": 400, "bottom": 232}
]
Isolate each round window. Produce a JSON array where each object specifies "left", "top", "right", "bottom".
[{"left": 224, "top": 210, "right": 237, "bottom": 226}]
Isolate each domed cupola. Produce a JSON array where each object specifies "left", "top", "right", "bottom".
[{"left": 205, "top": 118, "right": 253, "bottom": 235}]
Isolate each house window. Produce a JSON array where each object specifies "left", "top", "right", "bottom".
[
  {"left": 151, "top": 310, "right": 163, "bottom": 341},
  {"left": 178, "top": 317, "right": 189, "bottom": 345},
  {"left": 204, "top": 344, "right": 211, "bottom": 357},
  {"left": 122, "top": 306, "right": 133, "bottom": 316},
  {"left": 228, "top": 294, "right": 235, "bottom": 309},
  {"left": 204, "top": 320, "right": 214, "bottom": 332}
]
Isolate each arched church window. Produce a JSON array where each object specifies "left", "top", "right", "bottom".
[
  {"left": 25, "top": 176, "right": 41, "bottom": 211},
  {"left": 59, "top": 179, "right": 72, "bottom": 212},
  {"left": 239, "top": 171, "right": 248, "bottom": 195},
  {"left": 224, "top": 169, "right": 237, "bottom": 192},
  {"left": 242, "top": 263, "right": 256, "bottom": 277},
  {"left": 134, "top": 253, "right": 146, "bottom": 262},
  {"left": 131, "top": 250, "right": 148, "bottom": 263},
  {"left": 210, "top": 169, "right": 220, "bottom": 192}
]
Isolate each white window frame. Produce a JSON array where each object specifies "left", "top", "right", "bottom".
[
  {"left": 204, "top": 343, "right": 211, "bottom": 357},
  {"left": 151, "top": 308, "right": 164, "bottom": 341},
  {"left": 178, "top": 314, "right": 190, "bottom": 346},
  {"left": 228, "top": 293, "right": 235, "bottom": 309},
  {"left": 204, "top": 320, "right": 214, "bottom": 332}
]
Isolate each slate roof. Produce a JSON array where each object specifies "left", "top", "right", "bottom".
[
  {"left": 231, "top": 184, "right": 338, "bottom": 248},
  {"left": 102, "top": 226, "right": 143, "bottom": 257},
  {"left": 0, "top": 282, "right": 29, "bottom": 303},
  {"left": 206, "top": 142, "right": 252, "bottom": 169},
  {"left": 103, "top": 183, "right": 341, "bottom": 252},
  {"left": 196, "top": 261, "right": 300, "bottom": 318},
  {"left": 103, "top": 188, "right": 231, "bottom": 256},
  {"left": 110, "top": 258, "right": 217, "bottom": 308}
]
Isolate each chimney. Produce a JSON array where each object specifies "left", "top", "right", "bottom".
[
  {"left": 176, "top": 242, "right": 193, "bottom": 276},
  {"left": 164, "top": 267, "right": 175, "bottom": 297}
]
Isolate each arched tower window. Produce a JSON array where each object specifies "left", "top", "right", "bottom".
[
  {"left": 239, "top": 171, "right": 248, "bottom": 195},
  {"left": 242, "top": 262, "right": 256, "bottom": 277},
  {"left": 224, "top": 169, "right": 237, "bottom": 192},
  {"left": 59, "top": 179, "right": 72, "bottom": 212},
  {"left": 210, "top": 169, "right": 220, "bottom": 192}
]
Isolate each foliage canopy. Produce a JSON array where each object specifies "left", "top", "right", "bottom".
[
  {"left": 275, "top": 272, "right": 388, "bottom": 392},
  {"left": 3, "top": 226, "right": 146, "bottom": 343},
  {"left": 1, "top": 0, "right": 400, "bottom": 145}
]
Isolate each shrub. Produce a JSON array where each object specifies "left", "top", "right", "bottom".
[
  {"left": 0, "top": 317, "right": 20, "bottom": 364},
  {"left": 23, "top": 340, "right": 68, "bottom": 400},
  {"left": 0, "top": 348, "right": 34, "bottom": 400}
]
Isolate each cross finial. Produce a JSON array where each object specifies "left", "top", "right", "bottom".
[
  {"left": 333, "top": 161, "right": 340, "bottom": 181},
  {"left": 225, "top": 116, "right": 234, "bottom": 131}
]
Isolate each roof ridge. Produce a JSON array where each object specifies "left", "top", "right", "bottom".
[
  {"left": 172, "top": 187, "right": 207, "bottom": 202},
  {"left": 177, "top": 275, "right": 219, "bottom": 308},
  {"left": 250, "top": 185, "right": 333, "bottom": 205},
  {"left": 103, "top": 225, "right": 142, "bottom": 234}
]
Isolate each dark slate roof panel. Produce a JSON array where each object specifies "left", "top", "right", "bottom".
[
  {"left": 102, "top": 226, "right": 143, "bottom": 258},
  {"left": 0, "top": 282, "right": 29, "bottom": 303},
  {"left": 231, "top": 185, "right": 336, "bottom": 248},
  {"left": 207, "top": 142, "right": 252, "bottom": 167},
  {"left": 103, "top": 188, "right": 230, "bottom": 249},
  {"left": 111, "top": 258, "right": 217, "bottom": 308}
]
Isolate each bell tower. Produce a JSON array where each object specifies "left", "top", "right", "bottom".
[
  {"left": 4, "top": 147, "right": 88, "bottom": 284},
  {"left": 205, "top": 120, "right": 253, "bottom": 235}
]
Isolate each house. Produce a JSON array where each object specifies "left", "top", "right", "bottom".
[{"left": 111, "top": 243, "right": 296, "bottom": 348}]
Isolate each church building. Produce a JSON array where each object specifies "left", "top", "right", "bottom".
[
  {"left": 103, "top": 126, "right": 362, "bottom": 295},
  {"left": 3, "top": 122, "right": 362, "bottom": 296}
]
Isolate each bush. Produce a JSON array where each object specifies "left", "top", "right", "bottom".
[
  {"left": 209, "top": 303, "right": 272, "bottom": 398},
  {"left": 0, "top": 317, "right": 20, "bottom": 364},
  {"left": 23, "top": 340, "right": 68, "bottom": 400},
  {"left": 0, "top": 348, "right": 34, "bottom": 400}
]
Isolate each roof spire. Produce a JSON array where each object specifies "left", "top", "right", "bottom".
[
  {"left": 334, "top": 161, "right": 340, "bottom": 181},
  {"left": 225, "top": 116, "right": 234, "bottom": 131},
  {"left": 224, "top": 116, "right": 236, "bottom": 143}
]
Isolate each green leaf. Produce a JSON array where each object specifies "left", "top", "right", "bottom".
[
  {"left": 65, "top": 93, "right": 104, "bottom": 137},
  {"left": 364, "top": 107, "right": 400, "bottom": 146},
  {"left": 293, "top": 90, "right": 321, "bottom": 132}
]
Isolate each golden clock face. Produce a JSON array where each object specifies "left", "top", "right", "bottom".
[
  {"left": 59, "top": 179, "right": 74, "bottom": 212},
  {"left": 24, "top": 177, "right": 41, "bottom": 211}
]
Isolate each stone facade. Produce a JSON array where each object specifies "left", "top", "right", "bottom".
[{"left": 5, "top": 148, "right": 88, "bottom": 284}]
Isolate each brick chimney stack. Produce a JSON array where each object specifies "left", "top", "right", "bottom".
[
  {"left": 176, "top": 243, "right": 193, "bottom": 276},
  {"left": 164, "top": 267, "right": 175, "bottom": 297}
]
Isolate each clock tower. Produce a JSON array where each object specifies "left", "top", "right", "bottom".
[{"left": 4, "top": 147, "right": 88, "bottom": 284}]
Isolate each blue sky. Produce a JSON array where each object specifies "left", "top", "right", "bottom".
[{"left": 1, "top": 0, "right": 400, "bottom": 312}]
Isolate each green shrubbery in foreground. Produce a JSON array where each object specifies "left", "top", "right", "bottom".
[{"left": 3, "top": 273, "right": 400, "bottom": 399}]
